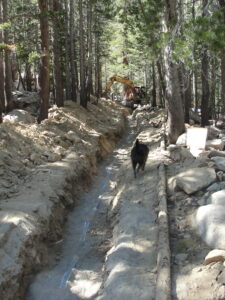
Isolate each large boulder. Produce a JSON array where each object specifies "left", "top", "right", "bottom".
[
  {"left": 175, "top": 167, "right": 216, "bottom": 195},
  {"left": 195, "top": 204, "right": 225, "bottom": 248}
]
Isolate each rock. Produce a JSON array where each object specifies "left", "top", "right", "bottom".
[
  {"left": 167, "top": 176, "right": 180, "bottom": 196},
  {"left": 168, "top": 145, "right": 195, "bottom": 162},
  {"left": 207, "top": 190, "right": 225, "bottom": 205},
  {"left": 216, "top": 120, "right": 225, "bottom": 129},
  {"left": 206, "top": 126, "right": 221, "bottom": 140},
  {"left": 3, "top": 109, "right": 35, "bottom": 124},
  {"left": 204, "top": 249, "right": 225, "bottom": 265},
  {"left": 30, "top": 153, "right": 42, "bottom": 165},
  {"left": 176, "top": 167, "right": 216, "bottom": 195},
  {"left": 217, "top": 171, "right": 224, "bottom": 182},
  {"left": 197, "top": 151, "right": 211, "bottom": 158},
  {"left": 208, "top": 150, "right": 225, "bottom": 159},
  {"left": 206, "top": 139, "right": 225, "bottom": 151},
  {"left": 54, "top": 146, "right": 66, "bottom": 157},
  {"left": 207, "top": 182, "right": 225, "bottom": 192},
  {"left": 195, "top": 204, "right": 225, "bottom": 248},
  {"left": 211, "top": 157, "right": 225, "bottom": 171},
  {"left": 176, "top": 133, "right": 187, "bottom": 146},
  {"left": 43, "top": 151, "right": 61, "bottom": 162},
  {"left": 65, "top": 131, "right": 81, "bottom": 143},
  {"left": 197, "top": 198, "right": 206, "bottom": 206}
]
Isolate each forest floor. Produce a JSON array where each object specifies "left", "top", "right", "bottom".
[{"left": 0, "top": 96, "right": 225, "bottom": 300}]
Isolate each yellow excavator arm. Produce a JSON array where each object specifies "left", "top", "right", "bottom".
[
  {"left": 105, "top": 75, "right": 136, "bottom": 101},
  {"left": 106, "top": 75, "right": 135, "bottom": 90}
]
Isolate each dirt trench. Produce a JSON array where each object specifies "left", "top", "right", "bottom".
[
  {"left": 24, "top": 115, "right": 165, "bottom": 300},
  {"left": 0, "top": 101, "right": 129, "bottom": 300}
]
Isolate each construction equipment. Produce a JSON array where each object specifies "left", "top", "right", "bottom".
[{"left": 104, "top": 75, "right": 145, "bottom": 108}]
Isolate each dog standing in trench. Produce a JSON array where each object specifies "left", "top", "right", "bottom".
[{"left": 131, "top": 139, "right": 149, "bottom": 178}]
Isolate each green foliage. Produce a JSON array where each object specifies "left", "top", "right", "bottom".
[
  {"left": 0, "top": 43, "right": 8, "bottom": 50},
  {"left": 194, "top": 8, "right": 225, "bottom": 53},
  {"left": 0, "top": 22, "right": 11, "bottom": 30},
  {"left": 28, "top": 51, "right": 40, "bottom": 64}
]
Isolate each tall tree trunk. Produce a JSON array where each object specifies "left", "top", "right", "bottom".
[
  {"left": 3, "top": 0, "right": 13, "bottom": 113},
  {"left": 0, "top": 0, "right": 5, "bottom": 120},
  {"left": 184, "top": 74, "right": 192, "bottom": 124},
  {"left": 25, "top": 63, "right": 33, "bottom": 91},
  {"left": 95, "top": 32, "right": 101, "bottom": 100},
  {"left": 156, "top": 59, "right": 166, "bottom": 107},
  {"left": 64, "top": 0, "right": 71, "bottom": 100},
  {"left": 79, "top": 0, "right": 87, "bottom": 108},
  {"left": 37, "top": 0, "right": 50, "bottom": 123},
  {"left": 219, "top": 0, "right": 225, "bottom": 117},
  {"left": 192, "top": 0, "right": 198, "bottom": 111},
  {"left": 164, "top": 0, "right": 185, "bottom": 144},
  {"left": 152, "top": 62, "right": 157, "bottom": 107},
  {"left": 201, "top": 0, "right": 210, "bottom": 126},
  {"left": 201, "top": 48, "right": 210, "bottom": 126},
  {"left": 53, "top": 0, "right": 64, "bottom": 107},
  {"left": 70, "top": 0, "right": 77, "bottom": 102},
  {"left": 210, "top": 57, "right": 217, "bottom": 120},
  {"left": 221, "top": 54, "right": 225, "bottom": 117},
  {"left": 86, "top": 1, "right": 93, "bottom": 102}
]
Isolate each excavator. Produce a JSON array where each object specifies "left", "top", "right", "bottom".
[{"left": 104, "top": 75, "right": 145, "bottom": 108}]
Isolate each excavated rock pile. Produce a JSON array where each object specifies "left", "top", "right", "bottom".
[{"left": 166, "top": 122, "right": 225, "bottom": 299}]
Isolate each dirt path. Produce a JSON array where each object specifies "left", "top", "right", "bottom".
[{"left": 25, "top": 117, "right": 165, "bottom": 300}]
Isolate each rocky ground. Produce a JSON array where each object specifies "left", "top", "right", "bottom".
[{"left": 1, "top": 93, "right": 225, "bottom": 299}]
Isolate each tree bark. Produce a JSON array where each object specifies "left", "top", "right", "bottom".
[
  {"left": 156, "top": 59, "right": 166, "bottom": 107},
  {"left": 70, "top": 0, "right": 77, "bottom": 102},
  {"left": 64, "top": 0, "right": 71, "bottom": 100},
  {"left": 37, "top": 0, "right": 50, "bottom": 123},
  {"left": 152, "top": 62, "right": 157, "bottom": 107},
  {"left": 95, "top": 32, "right": 101, "bottom": 100},
  {"left": 3, "top": 0, "right": 13, "bottom": 113},
  {"left": 164, "top": 0, "right": 185, "bottom": 144},
  {"left": 210, "top": 57, "right": 216, "bottom": 120},
  {"left": 53, "top": 0, "right": 64, "bottom": 107},
  {"left": 184, "top": 74, "right": 192, "bottom": 124},
  {"left": 25, "top": 63, "right": 33, "bottom": 91},
  {"left": 79, "top": 0, "right": 87, "bottom": 108},
  {"left": 221, "top": 54, "right": 225, "bottom": 117},
  {"left": 86, "top": 1, "right": 94, "bottom": 102},
  {"left": 201, "top": 0, "right": 210, "bottom": 126},
  {"left": 219, "top": 0, "right": 225, "bottom": 117},
  {"left": 0, "top": 0, "right": 5, "bottom": 120}
]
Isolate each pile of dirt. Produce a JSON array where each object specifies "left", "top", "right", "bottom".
[
  {"left": 0, "top": 96, "right": 129, "bottom": 299},
  {"left": 0, "top": 99, "right": 129, "bottom": 200}
]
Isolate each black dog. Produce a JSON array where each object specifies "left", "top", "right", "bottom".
[{"left": 131, "top": 139, "right": 149, "bottom": 178}]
